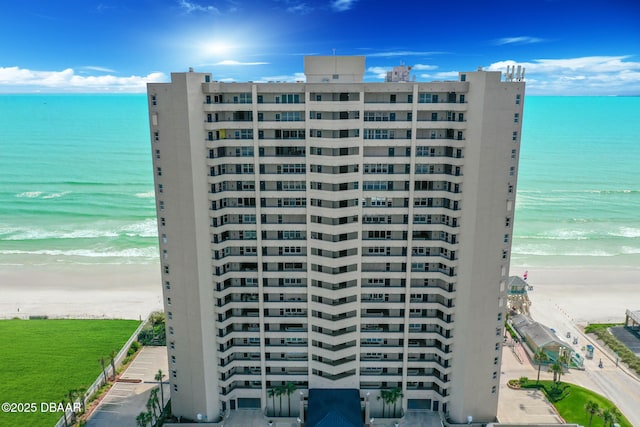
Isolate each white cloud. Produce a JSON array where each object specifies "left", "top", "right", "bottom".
[
  {"left": 331, "top": 0, "right": 357, "bottom": 12},
  {"left": 494, "top": 36, "right": 545, "bottom": 45},
  {"left": 214, "top": 60, "right": 269, "bottom": 66},
  {"left": 286, "top": 3, "right": 313, "bottom": 14},
  {"left": 0, "top": 67, "right": 167, "bottom": 93},
  {"left": 419, "top": 71, "right": 459, "bottom": 80},
  {"left": 257, "top": 72, "right": 306, "bottom": 83},
  {"left": 486, "top": 55, "right": 640, "bottom": 95},
  {"left": 367, "top": 66, "right": 391, "bottom": 79},
  {"left": 367, "top": 51, "right": 445, "bottom": 58},
  {"left": 82, "top": 66, "right": 116, "bottom": 73},
  {"left": 178, "top": 0, "right": 220, "bottom": 14},
  {"left": 412, "top": 64, "right": 438, "bottom": 71}
]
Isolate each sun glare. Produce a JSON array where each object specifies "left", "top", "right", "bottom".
[{"left": 205, "top": 41, "right": 233, "bottom": 56}]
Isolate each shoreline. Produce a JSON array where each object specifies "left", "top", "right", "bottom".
[{"left": 0, "top": 262, "right": 638, "bottom": 322}]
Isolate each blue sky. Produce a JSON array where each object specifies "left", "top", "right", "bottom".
[{"left": 0, "top": 0, "right": 639, "bottom": 94}]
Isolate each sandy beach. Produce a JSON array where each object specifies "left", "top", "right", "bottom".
[
  {"left": 0, "top": 263, "right": 162, "bottom": 320},
  {"left": 1, "top": 262, "right": 638, "bottom": 324},
  {"left": 511, "top": 266, "right": 640, "bottom": 325}
]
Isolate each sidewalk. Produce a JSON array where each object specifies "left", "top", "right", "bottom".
[{"left": 85, "top": 346, "right": 169, "bottom": 427}]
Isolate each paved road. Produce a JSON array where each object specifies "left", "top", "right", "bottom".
[{"left": 86, "top": 346, "right": 169, "bottom": 427}]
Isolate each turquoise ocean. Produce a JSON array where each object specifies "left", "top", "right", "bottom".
[{"left": 0, "top": 95, "right": 639, "bottom": 269}]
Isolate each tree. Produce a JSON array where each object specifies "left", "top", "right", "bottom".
[
  {"left": 584, "top": 400, "right": 599, "bottom": 427},
  {"left": 283, "top": 382, "right": 296, "bottom": 416},
  {"left": 67, "top": 389, "right": 77, "bottom": 423},
  {"left": 150, "top": 387, "right": 162, "bottom": 418},
  {"left": 267, "top": 387, "right": 277, "bottom": 417},
  {"left": 550, "top": 361, "right": 562, "bottom": 383},
  {"left": 533, "top": 349, "right": 549, "bottom": 384},
  {"left": 77, "top": 387, "right": 87, "bottom": 414},
  {"left": 136, "top": 412, "right": 146, "bottom": 427},
  {"left": 109, "top": 349, "right": 118, "bottom": 380},
  {"left": 608, "top": 407, "right": 622, "bottom": 427},
  {"left": 388, "top": 387, "right": 403, "bottom": 418},
  {"left": 155, "top": 369, "right": 165, "bottom": 410},
  {"left": 276, "top": 384, "right": 286, "bottom": 416},
  {"left": 377, "top": 390, "right": 390, "bottom": 418},
  {"left": 601, "top": 408, "right": 613, "bottom": 427},
  {"left": 146, "top": 400, "right": 156, "bottom": 425},
  {"left": 99, "top": 356, "right": 108, "bottom": 385}
]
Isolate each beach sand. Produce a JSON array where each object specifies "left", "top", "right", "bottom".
[
  {"left": 1, "top": 263, "right": 639, "bottom": 323},
  {"left": 511, "top": 266, "right": 640, "bottom": 325},
  {"left": 0, "top": 263, "right": 162, "bottom": 320}
]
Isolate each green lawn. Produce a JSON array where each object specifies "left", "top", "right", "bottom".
[
  {"left": 0, "top": 319, "right": 140, "bottom": 427},
  {"left": 524, "top": 380, "right": 631, "bottom": 427}
]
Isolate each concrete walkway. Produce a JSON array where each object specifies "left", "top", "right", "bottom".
[{"left": 85, "top": 346, "right": 169, "bottom": 427}]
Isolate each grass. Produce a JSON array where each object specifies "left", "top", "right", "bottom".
[
  {"left": 0, "top": 319, "right": 140, "bottom": 427},
  {"left": 522, "top": 380, "right": 632, "bottom": 426}
]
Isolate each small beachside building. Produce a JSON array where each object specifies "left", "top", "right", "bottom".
[{"left": 510, "top": 314, "right": 574, "bottom": 364}]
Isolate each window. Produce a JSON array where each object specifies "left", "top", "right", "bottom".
[
  {"left": 364, "top": 163, "right": 389, "bottom": 174},
  {"left": 514, "top": 113, "right": 519, "bottom": 123},
  {"left": 165, "top": 281, "right": 171, "bottom": 290},
  {"left": 516, "top": 94, "right": 521, "bottom": 105},
  {"left": 173, "top": 384, "right": 178, "bottom": 392},
  {"left": 242, "top": 164, "right": 254, "bottom": 174},
  {"left": 171, "top": 355, "right": 176, "bottom": 364},
  {"left": 156, "top": 167, "right": 162, "bottom": 176},
  {"left": 172, "top": 370, "right": 177, "bottom": 378},
  {"left": 235, "top": 129, "right": 253, "bottom": 139},
  {"left": 494, "top": 357, "right": 499, "bottom": 365},
  {"left": 504, "top": 234, "right": 509, "bottom": 243},
  {"left": 512, "top": 131, "right": 518, "bottom": 141}
]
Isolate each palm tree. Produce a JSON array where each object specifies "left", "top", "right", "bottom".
[
  {"left": 584, "top": 400, "right": 599, "bottom": 427},
  {"left": 388, "top": 387, "right": 404, "bottom": 418},
  {"left": 284, "top": 382, "right": 296, "bottom": 416},
  {"left": 550, "top": 359, "right": 564, "bottom": 383},
  {"left": 136, "top": 412, "right": 146, "bottom": 427},
  {"left": 99, "top": 356, "right": 108, "bottom": 385},
  {"left": 601, "top": 408, "right": 613, "bottom": 427},
  {"left": 146, "top": 400, "right": 156, "bottom": 425},
  {"left": 267, "top": 387, "right": 277, "bottom": 416},
  {"left": 608, "top": 407, "right": 622, "bottom": 427},
  {"left": 109, "top": 349, "right": 118, "bottom": 380},
  {"left": 155, "top": 369, "right": 165, "bottom": 410},
  {"left": 533, "top": 349, "right": 549, "bottom": 384},
  {"left": 77, "top": 387, "right": 87, "bottom": 414},
  {"left": 276, "top": 384, "right": 286, "bottom": 416},
  {"left": 67, "top": 389, "right": 77, "bottom": 423},
  {"left": 377, "top": 390, "right": 390, "bottom": 418},
  {"left": 150, "top": 387, "right": 162, "bottom": 417}
]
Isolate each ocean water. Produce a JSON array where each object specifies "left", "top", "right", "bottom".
[
  {"left": 0, "top": 95, "right": 158, "bottom": 266},
  {"left": 0, "top": 95, "right": 639, "bottom": 269}
]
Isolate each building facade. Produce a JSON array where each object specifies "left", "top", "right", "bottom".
[{"left": 147, "top": 56, "right": 524, "bottom": 424}]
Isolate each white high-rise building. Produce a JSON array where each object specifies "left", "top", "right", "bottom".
[{"left": 147, "top": 56, "right": 524, "bottom": 424}]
